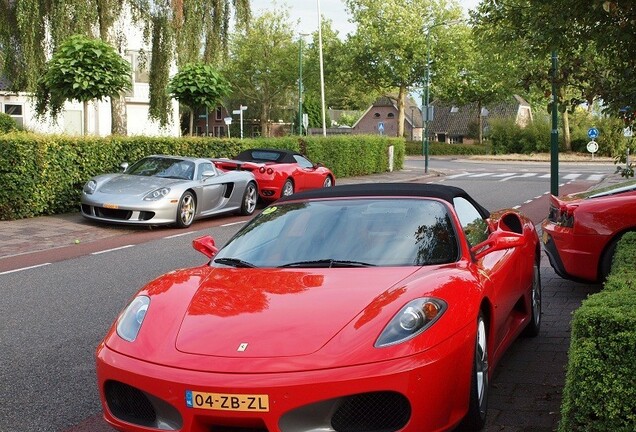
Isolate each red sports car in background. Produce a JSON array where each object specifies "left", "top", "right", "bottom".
[
  {"left": 213, "top": 148, "right": 335, "bottom": 201},
  {"left": 96, "top": 183, "right": 541, "bottom": 432},
  {"left": 542, "top": 180, "right": 636, "bottom": 283}
]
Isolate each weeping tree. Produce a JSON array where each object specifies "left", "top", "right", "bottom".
[
  {"left": 35, "top": 34, "right": 132, "bottom": 135},
  {"left": 0, "top": 0, "right": 251, "bottom": 132}
]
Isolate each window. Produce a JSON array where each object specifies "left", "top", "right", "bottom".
[
  {"left": 294, "top": 155, "right": 313, "bottom": 168},
  {"left": 215, "top": 107, "right": 222, "bottom": 121},
  {"left": 373, "top": 112, "right": 381, "bottom": 118},
  {"left": 197, "top": 162, "right": 215, "bottom": 180},
  {"left": 453, "top": 197, "right": 488, "bottom": 247},
  {"left": 387, "top": 112, "right": 395, "bottom": 118},
  {"left": 450, "top": 106, "right": 459, "bottom": 113},
  {"left": 125, "top": 50, "right": 150, "bottom": 84},
  {"left": 4, "top": 104, "right": 23, "bottom": 128}
]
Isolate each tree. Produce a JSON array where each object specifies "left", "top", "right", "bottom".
[
  {"left": 0, "top": 0, "right": 251, "bottom": 132},
  {"left": 168, "top": 63, "right": 231, "bottom": 136},
  {"left": 35, "top": 35, "right": 131, "bottom": 135},
  {"left": 436, "top": 25, "right": 522, "bottom": 143},
  {"left": 345, "top": 0, "right": 464, "bottom": 138},
  {"left": 302, "top": 20, "right": 379, "bottom": 111},
  {"left": 224, "top": 10, "right": 297, "bottom": 137},
  {"left": 472, "top": 0, "right": 623, "bottom": 150}
]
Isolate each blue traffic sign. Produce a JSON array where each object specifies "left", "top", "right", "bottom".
[{"left": 588, "top": 127, "right": 599, "bottom": 139}]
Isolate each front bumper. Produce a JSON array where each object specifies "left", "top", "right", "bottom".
[
  {"left": 81, "top": 193, "right": 179, "bottom": 226},
  {"left": 96, "top": 327, "right": 474, "bottom": 432}
]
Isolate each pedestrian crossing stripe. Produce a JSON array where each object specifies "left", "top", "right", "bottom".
[{"left": 444, "top": 172, "right": 605, "bottom": 181}]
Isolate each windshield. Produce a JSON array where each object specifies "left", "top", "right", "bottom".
[
  {"left": 126, "top": 157, "right": 195, "bottom": 180},
  {"left": 213, "top": 198, "right": 459, "bottom": 268},
  {"left": 578, "top": 180, "right": 636, "bottom": 199}
]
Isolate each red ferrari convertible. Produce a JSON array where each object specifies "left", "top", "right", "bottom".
[
  {"left": 542, "top": 180, "right": 636, "bottom": 283},
  {"left": 96, "top": 183, "right": 541, "bottom": 432},
  {"left": 213, "top": 148, "right": 335, "bottom": 201}
]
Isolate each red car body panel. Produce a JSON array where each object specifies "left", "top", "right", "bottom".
[
  {"left": 96, "top": 185, "right": 540, "bottom": 432},
  {"left": 541, "top": 182, "right": 636, "bottom": 282},
  {"left": 214, "top": 149, "right": 335, "bottom": 201}
]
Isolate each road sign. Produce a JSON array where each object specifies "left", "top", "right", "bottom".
[
  {"left": 587, "top": 140, "right": 598, "bottom": 154},
  {"left": 624, "top": 127, "right": 633, "bottom": 138},
  {"left": 378, "top": 122, "right": 384, "bottom": 135},
  {"left": 588, "top": 127, "right": 599, "bottom": 139}
]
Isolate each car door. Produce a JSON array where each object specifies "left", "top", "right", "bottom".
[
  {"left": 453, "top": 197, "right": 522, "bottom": 354},
  {"left": 293, "top": 155, "right": 321, "bottom": 191},
  {"left": 194, "top": 162, "right": 227, "bottom": 214}
]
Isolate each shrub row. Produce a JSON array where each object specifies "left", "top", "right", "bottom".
[
  {"left": 405, "top": 140, "right": 489, "bottom": 156},
  {"left": 559, "top": 232, "right": 636, "bottom": 431},
  {"left": 0, "top": 133, "right": 404, "bottom": 220}
]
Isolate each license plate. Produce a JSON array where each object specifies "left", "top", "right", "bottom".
[
  {"left": 103, "top": 203, "right": 119, "bottom": 209},
  {"left": 542, "top": 231, "right": 548, "bottom": 244},
  {"left": 185, "top": 390, "right": 269, "bottom": 412}
]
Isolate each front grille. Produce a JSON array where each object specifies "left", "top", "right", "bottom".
[
  {"left": 331, "top": 391, "right": 411, "bottom": 432},
  {"left": 104, "top": 380, "right": 156, "bottom": 427},
  {"left": 95, "top": 207, "right": 133, "bottom": 220}
]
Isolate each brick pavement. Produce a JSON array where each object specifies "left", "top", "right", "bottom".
[{"left": 483, "top": 261, "right": 600, "bottom": 431}]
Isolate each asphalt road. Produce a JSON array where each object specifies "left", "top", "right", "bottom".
[{"left": 0, "top": 159, "right": 608, "bottom": 432}]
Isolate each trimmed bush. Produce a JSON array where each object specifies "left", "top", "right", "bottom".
[
  {"left": 0, "top": 133, "right": 404, "bottom": 220},
  {"left": 0, "top": 113, "right": 19, "bottom": 133},
  {"left": 405, "top": 140, "right": 489, "bottom": 156},
  {"left": 559, "top": 232, "right": 636, "bottom": 431}
]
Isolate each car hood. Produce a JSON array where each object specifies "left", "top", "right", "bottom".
[
  {"left": 97, "top": 174, "right": 182, "bottom": 195},
  {"left": 174, "top": 267, "right": 418, "bottom": 358}
]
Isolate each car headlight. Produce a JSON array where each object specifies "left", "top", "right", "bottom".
[
  {"left": 83, "top": 180, "right": 97, "bottom": 194},
  {"left": 116, "top": 295, "right": 150, "bottom": 342},
  {"left": 143, "top": 187, "right": 170, "bottom": 201},
  {"left": 375, "top": 298, "right": 447, "bottom": 348}
]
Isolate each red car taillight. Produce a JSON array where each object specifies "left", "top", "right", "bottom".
[{"left": 558, "top": 205, "right": 575, "bottom": 228}]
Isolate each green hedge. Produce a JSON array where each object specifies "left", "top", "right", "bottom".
[
  {"left": 405, "top": 140, "right": 489, "bottom": 156},
  {"left": 0, "top": 133, "right": 404, "bottom": 220},
  {"left": 559, "top": 232, "right": 636, "bottom": 431}
]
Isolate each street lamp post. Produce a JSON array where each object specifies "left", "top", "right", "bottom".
[
  {"left": 317, "top": 0, "right": 327, "bottom": 136},
  {"left": 422, "top": 19, "right": 462, "bottom": 173}
]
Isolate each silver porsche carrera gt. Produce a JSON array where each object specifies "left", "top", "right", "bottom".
[{"left": 80, "top": 155, "right": 258, "bottom": 228}]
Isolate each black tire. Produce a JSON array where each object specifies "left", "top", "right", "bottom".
[
  {"left": 282, "top": 179, "right": 294, "bottom": 197},
  {"left": 176, "top": 191, "right": 196, "bottom": 228},
  {"left": 461, "top": 311, "right": 489, "bottom": 430},
  {"left": 522, "top": 258, "right": 542, "bottom": 337},
  {"left": 240, "top": 182, "right": 257, "bottom": 216},
  {"left": 323, "top": 176, "right": 333, "bottom": 188}
]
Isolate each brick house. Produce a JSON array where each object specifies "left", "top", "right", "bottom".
[{"left": 352, "top": 95, "right": 423, "bottom": 140}]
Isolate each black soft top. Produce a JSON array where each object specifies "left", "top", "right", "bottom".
[
  {"left": 235, "top": 148, "right": 298, "bottom": 164},
  {"left": 276, "top": 183, "right": 490, "bottom": 218}
]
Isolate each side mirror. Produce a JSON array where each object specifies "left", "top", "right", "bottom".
[
  {"left": 120, "top": 162, "right": 129, "bottom": 172},
  {"left": 193, "top": 236, "right": 219, "bottom": 259},
  {"left": 201, "top": 170, "right": 216, "bottom": 178},
  {"left": 471, "top": 229, "right": 524, "bottom": 260}
]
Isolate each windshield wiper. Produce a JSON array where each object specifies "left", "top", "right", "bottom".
[
  {"left": 214, "top": 257, "right": 256, "bottom": 268},
  {"left": 278, "top": 259, "right": 375, "bottom": 268}
]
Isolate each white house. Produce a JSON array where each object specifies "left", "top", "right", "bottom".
[{"left": 0, "top": 8, "right": 180, "bottom": 137}]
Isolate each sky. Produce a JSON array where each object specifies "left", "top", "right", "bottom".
[{"left": 249, "top": 0, "right": 482, "bottom": 37}]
